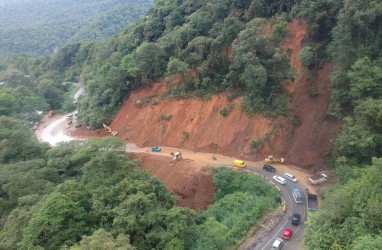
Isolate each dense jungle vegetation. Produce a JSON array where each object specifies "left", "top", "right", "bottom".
[
  {"left": 0, "top": 0, "right": 382, "bottom": 249},
  {"left": 0, "top": 117, "right": 279, "bottom": 249},
  {"left": 0, "top": 0, "right": 152, "bottom": 55}
]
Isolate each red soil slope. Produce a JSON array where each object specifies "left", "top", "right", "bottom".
[
  {"left": 131, "top": 153, "right": 215, "bottom": 210},
  {"left": 107, "top": 19, "right": 339, "bottom": 170}
]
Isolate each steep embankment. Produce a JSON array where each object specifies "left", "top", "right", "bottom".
[
  {"left": 80, "top": 19, "right": 339, "bottom": 171},
  {"left": 111, "top": 20, "right": 337, "bottom": 168}
]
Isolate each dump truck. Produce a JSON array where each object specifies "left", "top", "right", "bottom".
[
  {"left": 102, "top": 124, "right": 118, "bottom": 136},
  {"left": 171, "top": 151, "right": 182, "bottom": 162},
  {"left": 265, "top": 155, "right": 285, "bottom": 164},
  {"left": 307, "top": 193, "right": 319, "bottom": 211},
  {"left": 308, "top": 173, "right": 328, "bottom": 185}
]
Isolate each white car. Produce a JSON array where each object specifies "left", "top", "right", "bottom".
[
  {"left": 272, "top": 238, "right": 284, "bottom": 249},
  {"left": 273, "top": 175, "right": 286, "bottom": 185},
  {"left": 284, "top": 172, "right": 298, "bottom": 183}
]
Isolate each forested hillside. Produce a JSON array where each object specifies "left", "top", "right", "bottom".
[
  {"left": 0, "top": 0, "right": 152, "bottom": 55},
  {"left": 0, "top": 0, "right": 382, "bottom": 249},
  {"left": 0, "top": 117, "right": 279, "bottom": 249}
]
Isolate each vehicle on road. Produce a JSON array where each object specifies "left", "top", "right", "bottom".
[
  {"left": 291, "top": 213, "right": 301, "bottom": 226},
  {"left": 265, "top": 155, "right": 284, "bottom": 164},
  {"left": 272, "top": 238, "right": 284, "bottom": 249},
  {"left": 284, "top": 172, "right": 298, "bottom": 183},
  {"left": 171, "top": 151, "right": 182, "bottom": 162},
  {"left": 273, "top": 175, "right": 286, "bottom": 185},
  {"left": 263, "top": 164, "right": 276, "bottom": 172},
  {"left": 151, "top": 147, "right": 161, "bottom": 152},
  {"left": 282, "top": 228, "right": 293, "bottom": 240},
  {"left": 307, "top": 193, "right": 319, "bottom": 211},
  {"left": 308, "top": 173, "right": 328, "bottom": 185},
  {"left": 234, "top": 159, "right": 246, "bottom": 167},
  {"left": 291, "top": 186, "right": 303, "bottom": 203}
]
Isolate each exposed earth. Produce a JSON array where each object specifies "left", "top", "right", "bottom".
[
  {"left": 69, "top": 18, "right": 339, "bottom": 210},
  {"left": 130, "top": 153, "right": 215, "bottom": 210},
  {"left": 72, "top": 19, "right": 340, "bottom": 172}
]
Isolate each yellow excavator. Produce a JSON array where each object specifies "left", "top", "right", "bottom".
[
  {"left": 265, "top": 155, "right": 284, "bottom": 164},
  {"left": 102, "top": 124, "right": 118, "bottom": 136},
  {"left": 170, "top": 151, "right": 182, "bottom": 162}
]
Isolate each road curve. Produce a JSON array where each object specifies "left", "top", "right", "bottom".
[
  {"left": 131, "top": 145, "right": 308, "bottom": 250},
  {"left": 39, "top": 117, "right": 308, "bottom": 250}
]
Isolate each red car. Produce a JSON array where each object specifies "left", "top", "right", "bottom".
[{"left": 282, "top": 228, "right": 293, "bottom": 240}]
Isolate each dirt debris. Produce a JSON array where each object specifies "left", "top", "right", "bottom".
[{"left": 129, "top": 153, "right": 215, "bottom": 210}]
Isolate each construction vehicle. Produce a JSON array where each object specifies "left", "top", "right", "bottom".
[
  {"left": 234, "top": 159, "right": 246, "bottom": 167},
  {"left": 66, "top": 114, "right": 73, "bottom": 125},
  {"left": 48, "top": 109, "right": 56, "bottom": 118},
  {"left": 307, "top": 192, "right": 319, "bottom": 212},
  {"left": 265, "top": 155, "right": 285, "bottom": 164},
  {"left": 171, "top": 151, "right": 182, "bottom": 162},
  {"left": 102, "top": 123, "right": 118, "bottom": 136},
  {"left": 308, "top": 173, "right": 328, "bottom": 185}
]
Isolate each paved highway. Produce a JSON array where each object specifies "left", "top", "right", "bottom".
[{"left": 40, "top": 118, "right": 309, "bottom": 250}]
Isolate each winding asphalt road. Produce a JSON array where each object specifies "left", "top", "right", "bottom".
[{"left": 40, "top": 119, "right": 308, "bottom": 250}]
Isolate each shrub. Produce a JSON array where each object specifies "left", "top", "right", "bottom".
[
  {"left": 182, "top": 131, "right": 189, "bottom": 141},
  {"left": 299, "top": 46, "right": 314, "bottom": 67},
  {"left": 307, "top": 85, "right": 319, "bottom": 97},
  {"left": 220, "top": 104, "right": 234, "bottom": 117},
  {"left": 158, "top": 114, "right": 173, "bottom": 121},
  {"left": 250, "top": 138, "right": 264, "bottom": 149}
]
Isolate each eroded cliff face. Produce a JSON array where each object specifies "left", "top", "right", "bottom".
[
  {"left": 111, "top": 86, "right": 271, "bottom": 158},
  {"left": 88, "top": 19, "right": 339, "bottom": 170}
]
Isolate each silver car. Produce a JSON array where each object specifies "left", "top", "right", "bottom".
[
  {"left": 284, "top": 172, "right": 298, "bottom": 183},
  {"left": 273, "top": 175, "right": 286, "bottom": 185}
]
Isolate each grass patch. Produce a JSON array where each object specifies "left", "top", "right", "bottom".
[{"left": 193, "top": 167, "right": 280, "bottom": 249}]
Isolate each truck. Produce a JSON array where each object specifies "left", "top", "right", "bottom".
[
  {"left": 308, "top": 173, "right": 328, "bottom": 185},
  {"left": 234, "top": 159, "right": 246, "bottom": 167},
  {"left": 307, "top": 193, "right": 318, "bottom": 211}
]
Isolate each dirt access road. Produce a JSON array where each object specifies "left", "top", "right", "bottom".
[{"left": 38, "top": 114, "right": 315, "bottom": 250}]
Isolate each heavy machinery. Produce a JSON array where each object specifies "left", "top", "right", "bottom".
[
  {"left": 48, "top": 110, "right": 56, "bottom": 118},
  {"left": 171, "top": 151, "right": 182, "bottom": 162},
  {"left": 66, "top": 114, "right": 73, "bottom": 125},
  {"left": 102, "top": 124, "right": 118, "bottom": 136},
  {"left": 308, "top": 173, "right": 328, "bottom": 185},
  {"left": 265, "top": 155, "right": 285, "bottom": 164}
]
